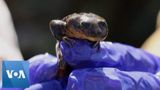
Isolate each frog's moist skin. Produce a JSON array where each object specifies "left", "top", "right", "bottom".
[{"left": 50, "top": 13, "right": 108, "bottom": 43}]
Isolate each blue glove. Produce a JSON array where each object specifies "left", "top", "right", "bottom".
[
  {"left": 28, "top": 53, "right": 58, "bottom": 85},
  {"left": 0, "top": 53, "right": 62, "bottom": 90},
  {"left": 59, "top": 39, "right": 160, "bottom": 90},
  {"left": 25, "top": 53, "right": 63, "bottom": 90},
  {"left": 8, "top": 39, "right": 160, "bottom": 90},
  {"left": 60, "top": 39, "right": 160, "bottom": 73},
  {"left": 67, "top": 68, "right": 160, "bottom": 90}
]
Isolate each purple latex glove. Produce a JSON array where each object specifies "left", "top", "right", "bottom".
[
  {"left": 26, "top": 53, "right": 63, "bottom": 90},
  {"left": 29, "top": 53, "right": 58, "bottom": 84},
  {"left": 59, "top": 39, "right": 160, "bottom": 90},
  {"left": 67, "top": 68, "right": 160, "bottom": 90},
  {"left": 7, "top": 39, "right": 160, "bottom": 90},
  {"left": 25, "top": 80, "right": 62, "bottom": 90},
  {"left": 60, "top": 39, "right": 160, "bottom": 73}
]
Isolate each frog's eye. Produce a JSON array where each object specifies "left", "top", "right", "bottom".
[
  {"left": 69, "top": 20, "right": 81, "bottom": 29},
  {"left": 98, "top": 21, "right": 107, "bottom": 30},
  {"left": 81, "top": 22, "right": 92, "bottom": 29}
]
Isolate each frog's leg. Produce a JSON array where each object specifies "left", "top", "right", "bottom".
[
  {"left": 50, "top": 20, "right": 66, "bottom": 40},
  {"left": 56, "top": 41, "right": 73, "bottom": 78},
  {"left": 93, "top": 41, "right": 100, "bottom": 51},
  {"left": 56, "top": 41, "right": 66, "bottom": 78},
  {"left": 62, "top": 37, "right": 75, "bottom": 47}
]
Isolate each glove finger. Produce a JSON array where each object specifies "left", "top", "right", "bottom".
[
  {"left": 25, "top": 80, "right": 62, "bottom": 90},
  {"left": 29, "top": 53, "right": 59, "bottom": 85},
  {"left": 67, "top": 67, "right": 160, "bottom": 90},
  {"left": 60, "top": 39, "right": 160, "bottom": 73}
]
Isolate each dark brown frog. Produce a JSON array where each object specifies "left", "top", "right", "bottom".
[{"left": 49, "top": 13, "right": 109, "bottom": 77}]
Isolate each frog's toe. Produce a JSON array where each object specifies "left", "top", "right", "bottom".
[{"left": 62, "top": 37, "right": 75, "bottom": 47}]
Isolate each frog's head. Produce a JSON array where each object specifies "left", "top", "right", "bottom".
[{"left": 50, "top": 13, "right": 108, "bottom": 41}]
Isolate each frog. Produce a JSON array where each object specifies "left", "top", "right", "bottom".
[
  {"left": 50, "top": 12, "right": 108, "bottom": 45},
  {"left": 49, "top": 12, "right": 109, "bottom": 78}
]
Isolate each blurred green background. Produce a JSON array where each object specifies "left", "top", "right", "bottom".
[{"left": 5, "top": 0, "right": 160, "bottom": 59}]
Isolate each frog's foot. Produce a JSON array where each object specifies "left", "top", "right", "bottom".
[{"left": 62, "top": 37, "right": 75, "bottom": 47}]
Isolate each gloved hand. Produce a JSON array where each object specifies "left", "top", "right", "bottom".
[
  {"left": 0, "top": 53, "right": 63, "bottom": 90},
  {"left": 9, "top": 39, "right": 160, "bottom": 90},
  {"left": 59, "top": 39, "right": 160, "bottom": 90},
  {"left": 25, "top": 53, "right": 63, "bottom": 90},
  {"left": 61, "top": 39, "right": 160, "bottom": 73}
]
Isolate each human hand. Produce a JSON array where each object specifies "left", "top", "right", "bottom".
[
  {"left": 24, "top": 53, "right": 63, "bottom": 90},
  {"left": 6, "top": 39, "right": 160, "bottom": 90},
  {"left": 141, "top": 11, "right": 160, "bottom": 56},
  {"left": 156, "top": 11, "right": 160, "bottom": 29},
  {"left": 60, "top": 39, "right": 160, "bottom": 90},
  {"left": 61, "top": 39, "right": 160, "bottom": 73}
]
